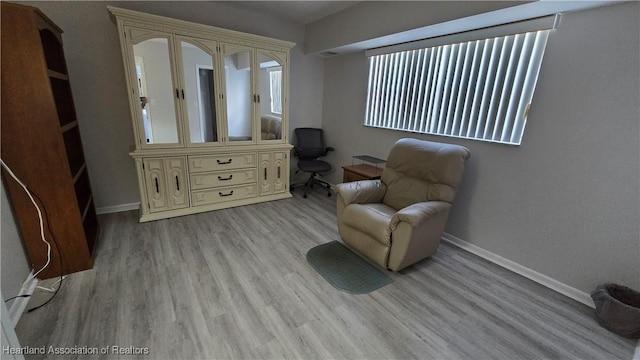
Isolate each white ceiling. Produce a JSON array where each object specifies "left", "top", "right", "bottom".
[{"left": 221, "top": 1, "right": 360, "bottom": 25}]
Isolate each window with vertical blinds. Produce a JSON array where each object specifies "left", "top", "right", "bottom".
[{"left": 365, "top": 18, "right": 557, "bottom": 145}]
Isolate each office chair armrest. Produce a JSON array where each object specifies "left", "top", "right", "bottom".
[
  {"left": 335, "top": 180, "right": 386, "bottom": 205},
  {"left": 292, "top": 146, "right": 302, "bottom": 157},
  {"left": 391, "top": 201, "right": 450, "bottom": 228},
  {"left": 322, "top": 146, "right": 335, "bottom": 156}
]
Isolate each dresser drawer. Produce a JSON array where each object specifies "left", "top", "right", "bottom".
[
  {"left": 191, "top": 184, "right": 257, "bottom": 206},
  {"left": 190, "top": 169, "right": 257, "bottom": 190},
  {"left": 189, "top": 153, "right": 256, "bottom": 173}
]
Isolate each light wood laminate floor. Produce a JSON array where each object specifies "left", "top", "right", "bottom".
[{"left": 15, "top": 191, "right": 635, "bottom": 359}]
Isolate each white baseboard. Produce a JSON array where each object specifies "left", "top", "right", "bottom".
[
  {"left": 96, "top": 202, "right": 140, "bottom": 215},
  {"left": 441, "top": 232, "right": 594, "bottom": 308},
  {"left": 9, "top": 272, "right": 38, "bottom": 326}
]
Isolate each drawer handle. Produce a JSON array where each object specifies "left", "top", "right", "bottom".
[
  {"left": 175, "top": 176, "right": 180, "bottom": 191},
  {"left": 264, "top": 168, "right": 267, "bottom": 180},
  {"left": 155, "top": 178, "right": 160, "bottom": 193},
  {"left": 217, "top": 159, "right": 232, "bottom": 165},
  {"left": 218, "top": 175, "right": 233, "bottom": 181},
  {"left": 219, "top": 191, "right": 234, "bottom": 197},
  {"left": 277, "top": 166, "right": 281, "bottom": 179}
]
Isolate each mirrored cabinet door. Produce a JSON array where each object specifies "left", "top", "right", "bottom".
[
  {"left": 257, "top": 51, "right": 285, "bottom": 142},
  {"left": 129, "top": 29, "right": 181, "bottom": 146},
  {"left": 176, "top": 36, "right": 221, "bottom": 146},
  {"left": 221, "top": 44, "right": 254, "bottom": 143}
]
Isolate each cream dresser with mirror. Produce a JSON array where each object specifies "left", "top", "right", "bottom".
[{"left": 109, "top": 7, "right": 294, "bottom": 222}]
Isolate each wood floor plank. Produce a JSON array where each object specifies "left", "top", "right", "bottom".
[{"left": 14, "top": 192, "right": 636, "bottom": 360}]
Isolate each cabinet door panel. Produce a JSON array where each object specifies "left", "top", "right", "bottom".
[
  {"left": 259, "top": 151, "right": 288, "bottom": 196},
  {"left": 257, "top": 51, "right": 285, "bottom": 142},
  {"left": 259, "top": 153, "right": 272, "bottom": 195},
  {"left": 221, "top": 44, "right": 254, "bottom": 143},
  {"left": 272, "top": 151, "right": 287, "bottom": 194},
  {"left": 144, "top": 158, "right": 169, "bottom": 212},
  {"left": 165, "top": 157, "right": 189, "bottom": 209},
  {"left": 129, "top": 28, "right": 181, "bottom": 146},
  {"left": 177, "top": 36, "right": 221, "bottom": 146}
]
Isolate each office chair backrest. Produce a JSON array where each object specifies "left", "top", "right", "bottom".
[{"left": 294, "top": 128, "right": 327, "bottom": 160}]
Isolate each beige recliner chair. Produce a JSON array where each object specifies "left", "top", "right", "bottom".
[{"left": 335, "top": 138, "right": 470, "bottom": 271}]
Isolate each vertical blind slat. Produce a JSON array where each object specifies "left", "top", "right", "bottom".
[
  {"left": 511, "top": 30, "right": 549, "bottom": 143},
  {"left": 444, "top": 43, "right": 464, "bottom": 134},
  {"left": 393, "top": 53, "right": 404, "bottom": 128},
  {"left": 492, "top": 34, "right": 521, "bottom": 140},
  {"left": 451, "top": 43, "right": 472, "bottom": 135},
  {"left": 474, "top": 38, "right": 498, "bottom": 139},
  {"left": 483, "top": 37, "right": 508, "bottom": 139},
  {"left": 408, "top": 50, "right": 422, "bottom": 131},
  {"left": 382, "top": 55, "right": 392, "bottom": 128},
  {"left": 420, "top": 49, "right": 433, "bottom": 132},
  {"left": 501, "top": 32, "right": 534, "bottom": 142},
  {"left": 458, "top": 41, "right": 479, "bottom": 136},
  {"left": 392, "top": 53, "right": 402, "bottom": 129},
  {"left": 365, "top": 57, "right": 375, "bottom": 124},
  {"left": 416, "top": 49, "right": 430, "bottom": 132},
  {"left": 388, "top": 53, "right": 397, "bottom": 128},
  {"left": 374, "top": 56, "right": 383, "bottom": 126},
  {"left": 466, "top": 41, "right": 490, "bottom": 137},
  {"left": 400, "top": 51, "right": 412, "bottom": 129},
  {"left": 439, "top": 45, "right": 457, "bottom": 134}
]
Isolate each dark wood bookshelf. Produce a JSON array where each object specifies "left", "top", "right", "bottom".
[{"left": 1, "top": 2, "right": 98, "bottom": 278}]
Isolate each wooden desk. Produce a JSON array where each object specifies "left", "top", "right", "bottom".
[{"left": 342, "top": 164, "right": 384, "bottom": 182}]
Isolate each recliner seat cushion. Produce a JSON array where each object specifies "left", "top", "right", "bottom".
[{"left": 298, "top": 160, "right": 331, "bottom": 173}]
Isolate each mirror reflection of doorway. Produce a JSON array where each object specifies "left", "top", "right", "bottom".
[
  {"left": 195, "top": 65, "right": 217, "bottom": 142},
  {"left": 135, "top": 56, "right": 153, "bottom": 143}
]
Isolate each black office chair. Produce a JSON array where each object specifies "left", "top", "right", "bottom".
[{"left": 291, "top": 128, "right": 334, "bottom": 198}]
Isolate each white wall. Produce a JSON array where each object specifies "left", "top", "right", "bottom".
[
  {"left": 0, "top": 184, "right": 30, "bottom": 299},
  {"left": 320, "top": 2, "right": 640, "bottom": 294}
]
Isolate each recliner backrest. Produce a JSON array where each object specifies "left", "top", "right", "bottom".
[
  {"left": 294, "top": 128, "right": 327, "bottom": 160},
  {"left": 381, "top": 138, "right": 470, "bottom": 210}
]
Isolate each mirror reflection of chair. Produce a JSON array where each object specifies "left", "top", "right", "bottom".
[
  {"left": 335, "top": 138, "right": 470, "bottom": 271},
  {"left": 291, "top": 128, "right": 334, "bottom": 198},
  {"left": 261, "top": 115, "right": 281, "bottom": 140}
]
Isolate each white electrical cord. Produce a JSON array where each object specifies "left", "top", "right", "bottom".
[{"left": 0, "top": 159, "right": 52, "bottom": 279}]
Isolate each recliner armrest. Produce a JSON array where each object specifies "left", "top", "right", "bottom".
[
  {"left": 335, "top": 180, "right": 386, "bottom": 205},
  {"left": 391, "top": 201, "right": 450, "bottom": 227}
]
